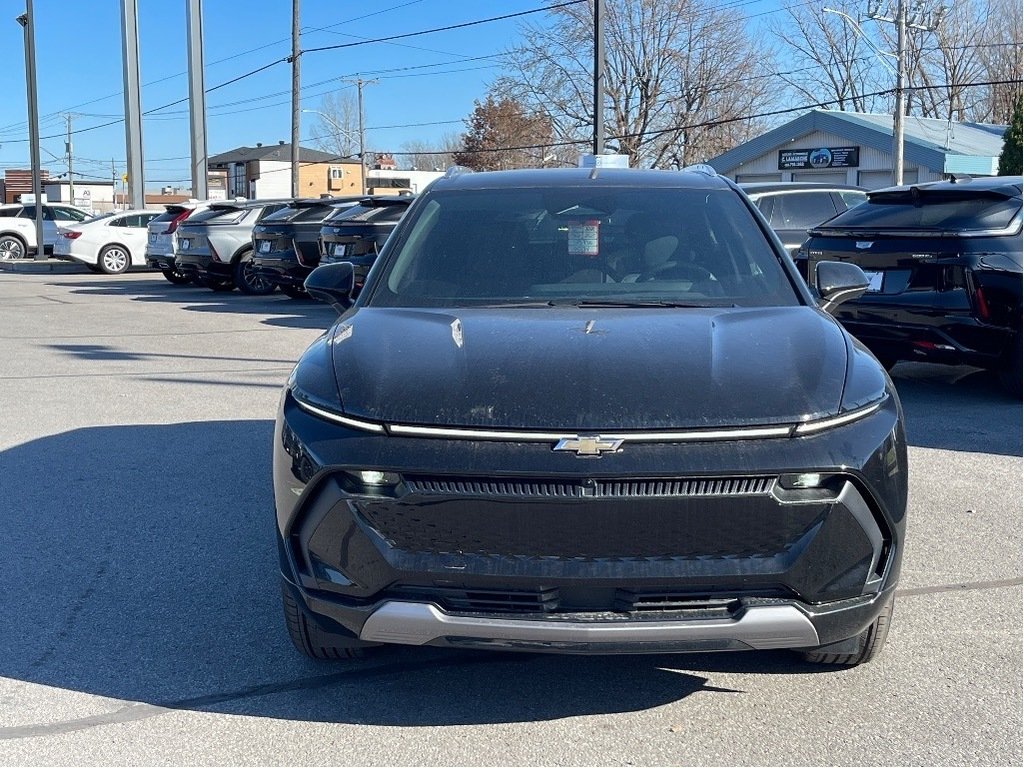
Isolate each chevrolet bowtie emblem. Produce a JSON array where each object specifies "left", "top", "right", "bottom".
[{"left": 553, "top": 435, "right": 624, "bottom": 457}]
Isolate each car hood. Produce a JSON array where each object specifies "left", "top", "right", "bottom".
[{"left": 327, "top": 306, "right": 849, "bottom": 431}]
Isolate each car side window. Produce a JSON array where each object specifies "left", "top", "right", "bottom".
[
  {"left": 50, "top": 207, "right": 81, "bottom": 222},
  {"left": 768, "top": 193, "right": 839, "bottom": 229},
  {"left": 137, "top": 213, "right": 160, "bottom": 228},
  {"left": 21, "top": 205, "right": 52, "bottom": 220}
]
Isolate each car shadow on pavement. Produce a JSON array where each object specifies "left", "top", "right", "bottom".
[
  {"left": 51, "top": 277, "right": 337, "bottom": 331},
  {"left": 1, "top": 421, "right": 836, "bottom": 735},
  {"left": 890, "top": 363, "right": 1022, "bottom": 456}
]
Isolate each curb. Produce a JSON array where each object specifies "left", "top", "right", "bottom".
[{"left": 0, "top": 259, "right": 88, "bottom": 274}]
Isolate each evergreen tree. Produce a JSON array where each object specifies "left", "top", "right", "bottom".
[{"left": 997, "top": 101, "right": 1022, "bottom": 175}]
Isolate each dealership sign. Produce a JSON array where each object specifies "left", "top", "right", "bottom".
[{"left": 779, "top": 146, "right": 860, "bottom": 170}]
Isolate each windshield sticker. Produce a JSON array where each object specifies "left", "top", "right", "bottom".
[{"left": 568, "top": 219, "right": 600, "bottom": 257}]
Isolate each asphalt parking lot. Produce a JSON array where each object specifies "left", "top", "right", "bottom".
[{"left": 0, "top": 270, "right": 1020, "bottom": 766}]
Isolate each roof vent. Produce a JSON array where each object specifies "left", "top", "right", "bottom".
[
  {"left": 256, "top": 142, "right": 263, "bottom": 148},
  {"left": 279, "top": 140, "right": 286, "bottom": 145}
]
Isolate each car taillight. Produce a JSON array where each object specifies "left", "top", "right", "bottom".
[
  {"left": 163, "top": 210, "right": 190, "bottom": 235},
  {"left": 974, "top": 286, "right": 990, "bottom": 321},
  {"left": 62, "top": 231, "right": 83, "bottom": 239},
  {"left": 209, "top": 241, "right": 221, "bottom": 262}
]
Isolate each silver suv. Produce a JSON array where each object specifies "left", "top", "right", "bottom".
[{"left": 174, "top": 199, "right": 291, "bottom": 294}]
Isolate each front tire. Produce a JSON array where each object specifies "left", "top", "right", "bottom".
[
  {"left": 98, "top": 245, "right": 131, "bottom": 275},
  {"left": 801, "top": 596, "right": 894, "bottom": 666},
  {"left": 280, "top": 580, "right": 370, "bottom": 660},
  {"left": 160, "top": 267, "right": 193, "bottom": 285}
]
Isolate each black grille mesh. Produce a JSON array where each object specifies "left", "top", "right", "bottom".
[{"left": 403, "top": 475, "right": 775, "bottom": 499}]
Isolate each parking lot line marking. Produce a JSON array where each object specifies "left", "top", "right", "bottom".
[{"left": 896, "top": 576, "right": 1022, "bottom": 597}]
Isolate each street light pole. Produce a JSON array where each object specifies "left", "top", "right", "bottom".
[
  {"left": 16, "top": 2, "right": 44, "bottom": 260},
  {"left": 290, "top": 0, "right": 301, "bottom": 198}
]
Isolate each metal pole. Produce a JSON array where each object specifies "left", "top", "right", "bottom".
[
  {"left": 893, "top": 0, "right": 906, "bottom": 186},
  {"left": 186, "top": 0, "right": 208, "bottom": 199},
  {"left": 120, "top": 0, "right": 145, "bottom": 209},
  {"left": 65, "top": 114, "right": 75, "bottom": 206},
  {"left": 593, "top": 0, "right": 605, "bottom": 157},
  {"left": 357, "top": 79, "right": 366, "bottom": 195},
  {"left": 17, "top": 3, "right": 44, "bottom": 259},
  {"left": 290, "top": 0, "right": 300, "bottom": 198}
]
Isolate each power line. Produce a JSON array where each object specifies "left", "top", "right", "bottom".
[{"left": 301, "top": 1, "right": 588, "bottom": 55}]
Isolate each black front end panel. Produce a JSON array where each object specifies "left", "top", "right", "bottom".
[{"left": 274, "top": 390, "right": 906, "bottom": 651}]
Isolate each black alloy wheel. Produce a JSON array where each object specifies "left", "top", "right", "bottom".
[{"left": 234, "top": 250, "right": 276, "bottom": 295}]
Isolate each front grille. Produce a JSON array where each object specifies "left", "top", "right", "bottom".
[
  {"left": 403, "top": 475, "right": 775, "bottom": 499},
  {"left": 354, "top": 480, "right": 825, "bottom": 560}
]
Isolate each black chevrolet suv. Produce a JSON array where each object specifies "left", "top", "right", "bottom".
[
  {"left": 275, "top": 166, "right": 907, "bottom": 666},
  {"left": 801, "top": 176, "right": 1022, "bottom": 391},
  {"left": 319, "top": 195, "right": 414, "bottom": 293},
  {"left": 251, "top": 197, "right": 360, "bottom": 297}
]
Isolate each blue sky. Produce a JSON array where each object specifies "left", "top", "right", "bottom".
[{"left": 0, "top": 0, "right": 778, "bottom": 188}]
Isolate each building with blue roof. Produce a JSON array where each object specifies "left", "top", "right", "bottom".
[{"left": 707, "top": 109, "right": 1008, "bottom": 189}]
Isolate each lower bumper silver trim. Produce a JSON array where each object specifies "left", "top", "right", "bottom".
[{"left": 359, "top": 601, "right": 820, "bottom": 650}]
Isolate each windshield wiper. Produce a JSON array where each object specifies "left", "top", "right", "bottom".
[{"left": 568, "top": 299, "right": 735, "bottom": 308}]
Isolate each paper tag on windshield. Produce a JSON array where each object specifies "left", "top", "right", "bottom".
[{"left": 568, "top": 219, "right": 600, "bottom": 257}]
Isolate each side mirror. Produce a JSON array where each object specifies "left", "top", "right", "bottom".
[
  {"left": 815, "top": 261, "right": 870, "bottom": 315},
  {"left": 304, "top": 262, "right": 354, "bottom": 312}
]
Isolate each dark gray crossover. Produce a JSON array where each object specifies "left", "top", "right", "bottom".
[{"left": 274, "top": 166, "right": 907, "bottom": 666}]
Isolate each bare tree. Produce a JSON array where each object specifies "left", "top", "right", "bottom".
[
  {"left": 308, "top": 90, "right": 360, "bottom": 160},
  {"left": 399, "top": 132, "right": 462, "bottom": 171},
  {"left": 976, "top": 0, "right": 1023, "bottom": 124},
  {"left": 769, "top": 0, "right": 887, "bottom": 114},
  {"left": 495, "top": 0, "right": 772, "bottom": 168}
]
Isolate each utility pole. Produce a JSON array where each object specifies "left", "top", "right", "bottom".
[
  {"left": 16, "top": 2, "right": 44, "bottom": 260},
  {"left": 593, "top": 0, "right": 605, "bottom": 157},
  {"left": 290, "top": 0, "right": 300, "bottom": 197},
  {"left": 867, "top": 0, "right": 944, "bottom": 186},
  {"left": 65, "top": 114, "right": 74, "bottom": 206},
  {"left": 342, "top": 78, "right": 377, "bottom": 195},
  {"left": 112, "top": 158, "right": 117, "bottom": 210}
]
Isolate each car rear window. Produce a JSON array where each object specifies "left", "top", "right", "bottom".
[
  {"left": 325, "top": 202, "right": 409, "bottom": 225},
  {"left": 825, "top": 192, "right": 1022, "bottom": 231},
  {"left": 186, "top": 207, "right": 246, "bottom": 224},
  {"left": 151, "top": 207, "right": 191, "bottom": 224},
  {"left": 369, "top": 187, "right": 799, "bottom": 309},
  {"left": 767, "top": 192, "right": 839, "bottom": 229},
  {"left": 262, "top": 203, "right": 335, "bottom": 223}
]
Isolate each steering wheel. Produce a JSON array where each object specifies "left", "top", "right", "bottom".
[{"left": 635, "top": 261, "right": 716, "bottom": 283}]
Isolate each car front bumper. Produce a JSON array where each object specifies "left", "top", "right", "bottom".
[{"left": 273, "top": 389, "right": 907, "bottom": 654}]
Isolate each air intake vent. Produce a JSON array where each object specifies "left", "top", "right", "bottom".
[{"left": 403, "top": 476, "right": 775, "bottom": 499}]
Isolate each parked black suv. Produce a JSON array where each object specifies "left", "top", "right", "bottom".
[
  {"left": 741, "top": 182, "right": 867, "bottom": 279},
  {"left": 251, "top": 197, "right": 359, "bottom": 297},
  {"left": 801, "top": 176, "right": 1022, "bottom": 391},
  {"left": 275, "top": 166, "right": 907, "bottom": 666},
  {"left": 318, "top": 195, "right": 414, "bottom": 292}
]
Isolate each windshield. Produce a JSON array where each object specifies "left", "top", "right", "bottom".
[{"left": 366, "top": 187, "right": 799, "bottom": 308}]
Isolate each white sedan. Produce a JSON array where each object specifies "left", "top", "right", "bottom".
[{"left": 54, "top": 210, "right": 163, "bottom": 274}]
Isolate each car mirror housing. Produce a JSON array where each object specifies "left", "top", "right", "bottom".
[
  {"left": 305, "top": 262, "right": 355, "bottom": 312},
  {"left": 815, "top": 261, "right": 869, "bottom": 315}
]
